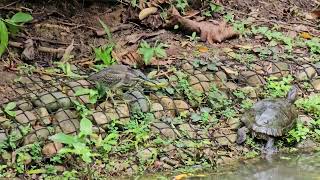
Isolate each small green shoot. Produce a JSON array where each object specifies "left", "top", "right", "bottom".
[
  {"left": 174, "top": 0, "right": 189, "bottom": 14},
  {"left": 287, "top": 123, "right": 310, "bottom": 143},
  {"left": 187, "top": 32, "right": 200, "bottom": 43},
  {"left": 93, "top": 44, "right": 116, "bottom": 68},
  {"left": 138, "top": 40, "right": 167, "bottom": 65},
  {"left": 4, "top": 102, "right": 16, "bottom": 117},
  {"left": 265, "top": 75, "right": 294, "bottom": 98}
]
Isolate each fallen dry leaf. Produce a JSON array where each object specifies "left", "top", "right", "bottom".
[
  {"left": 300, "top": 32, "right": 312, "bottom": 39},
  {"left": 198, "top": 45, "right": 208, "bottom": 53},
  {"left": 125, "top": 30, "right": 166, "bottom": 44},
  {"left": 139, "top": 7, "right": 158, "bottom": 20},
  {"left": 170, "top": 7, "right": 238, "bottom": 44},
  {"left": 120, "top": 51, "right": 143, "bottom": 67},
  {"left": 21, "top": 39, "right": 35, "bottom": 61},
  {"left": 174, "top": 174, "right": 189, "bottom": 180},
  {"left": 61, "top": 39, "right": 74, "bottom": 63}
]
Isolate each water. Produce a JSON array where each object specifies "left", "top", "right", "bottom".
[
  {"left": 137, "top": 152, "right": 320, "bottom": 180},
  {"left": 208, "top": 152, "right": 320, "bottom": 180}
]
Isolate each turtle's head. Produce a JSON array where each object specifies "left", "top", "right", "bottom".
[{"left": 287, "top": 85, "right": 298, "bottom": 103}]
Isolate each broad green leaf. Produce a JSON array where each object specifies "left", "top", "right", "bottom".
[
  {"left": 6, "top": 110, "right": 16, "bottom": 117},
  {"left": 5, "top": 102, "right": 16, "bottom": 111},
  {"left": 49, "top": 133, "right": 77, "bottom": 145},
  {"left": 139, "top": 47, "right": 154, "bottom": 65},
  {"left": 80, "top": 118, "right": 93, "bottom": 136},
  {"left": 75, "top": 88, "right": 91, "bottom": 96},
  {"left": 155, "top": 47, "right": 166, "bottom": 58},
  {"left": 10, "top": 12, "right": 33, "bottom": 23},
  {"left": 0, "top": 20, "right": 8, "bottom": 57}
]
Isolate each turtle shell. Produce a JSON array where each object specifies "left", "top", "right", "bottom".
[{"left": 241, "top": 98, "right": 297, "bottom": 137}]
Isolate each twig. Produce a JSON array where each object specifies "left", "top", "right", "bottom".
[
  {"left": 96, "top": 24, "right": 134, "bottom": 36},
  {"left": 0, "top": 0, "right": 20, "bottom": 9},
  {"left": 9, "top": 41, "right": 65, "bottom": 54}
]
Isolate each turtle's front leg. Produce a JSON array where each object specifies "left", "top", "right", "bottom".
[{"left": 263, "top": 137, "right": 278, "bottom": 155}]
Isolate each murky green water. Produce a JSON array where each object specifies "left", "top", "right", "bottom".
[{"left": 137, "top": 152, "right": 320, "bottom": 180}]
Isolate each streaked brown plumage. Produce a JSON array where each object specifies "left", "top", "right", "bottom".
[{"left": 87, "top": 64, "right": 149, "bottom": 89}]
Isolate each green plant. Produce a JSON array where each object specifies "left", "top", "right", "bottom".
[
  {"left": 93, "top": 44, "right": 116, "bottom": 69},
  {"left": 305, "top": 37, "right": 320, "bottom": 54},
  {"left": 75, "top": 85, "right": 106, "bottom": 104},
  {"left": 138, "top": 40, "right": 167, "bottom": 65},
  {"left": 98, "top": 18, "right": 112, "bottom": 41},
  {"left": 251, "top": 26, "right": 293, "bottom": 50},
  {"left": 265, "top": 75, "right": 294, "bottom": 98},
  {"left": 287, "top": 123, "right": 310, "bottom": 143},
  {"left": 295, "top": 94, "right": 320, "bottom": 117},
  {"left": 174, "top": 0, "right": 189, "bottom": 14},
  {"left": 245, "top": 150, "right": 259, "bottom": 158},
  {"left": 191, "top": 107, "right": 218, "bottom": 125},
  {"left": 17, "top": 64, "right": 36, "bottom": 75},
  {"left": 0, "top": 12, "right": 33, "bottom": 57},
  {"left": 49, "top": 100, "right": 95, "bottom": 163},
  {"left": 124, "top": 112, "right": 154, "bottom": 151},
  {"left": 54, "top": 62, "right": 80, "bottom": 77},
  {"left": 187, "top": 32, "right": 200, "bottom": 42},
  {"left": 4, "top": 102, "right": 16, "bottom": 117},
  {"left": 175, "top": 71, "right": 203, "bottom": 106},
  {"left": 208, "top": 85, "right": 236, "bottom": 119}
]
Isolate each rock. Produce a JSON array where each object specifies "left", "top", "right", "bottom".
[
  {"left": 42, "top": 142, "right": 63, "bottom": 157},
  {"left": 173, "top": 100, "right": 190, "bottom": 113},
  {"left": 296, "top": 138, "right": 317, "bottom": 149},
  {"left": 240, "top": 86, "right": 258, "bottom": 98},
  {"left": 297, "top": 115, "right": 313, "bottom": 127},
  {"left": 91, "top": 111, "right": 110, "bottom": 126},
  {"left": 181, "top": 63, "right": 194, "bottom": 73},
  {"left": 137, "top": 148, "right": 156, "bottom": 162},
  {"left": 151, "top": 122, "right": 177, "bottom": 139},
  {"left": 150, "top": 103, "right": 164, "bottom": 119},
  {"left": 40, "top": 75, "right": 53, "bottom": 81},
  {"left": 240, "top": 71, "right": 265, "bottom": 86},
  {"left": 269, "top": 62, "right": 289, "bottom": 77},
  {"left": 178, "top": 123, "right": 196, "bottom": 138},
  {"left": 226, "top": 134, "right": 237, "bottom": 143},
  {"left": 15, "top": 110, "right": 37, "bottom": 125},
  {"left": 311, "top": 78, "right": 320, "bottom": 91},
  {"left": 124, "top": 91, "right": 150, "bottom": 112},
  {"left": 295, "top": 64, "right": 317, "bottom": 81},
  {"left": 32, "top": 91, "right": 72, "bottom": 112},
  {"left": 216, "top": 156, "right": 234, "bottom": 165},
  {"left": 54, "top": 165, "right": 66, "bottom": 172},
  {"left": 23, "top": 127, "right": 50, "bottom": 145},
  {"left": 225, "top": 82, "right": 238, "bottom": 91},
  {"left": 16, "top": 100, "right": 33, "bottom": 111},
  {"left": 36, "top": 107, "right": 51, "bottom": 125},
  {"left": 227, "top": 118, "right": 241, "bottom": 129},
  {"left": 213, "top": 129, "right": 235, "bottom": 146},
  {"left": 216, "top": 137, "right": 231, "bottom": 146},
  {"left": 0, "top": 130, "right": 7, "bottom": 143},
  {"left": 160, "top": 96, "right": 176, "bottom": 117},
  {"left": 97, "top": 101, "right": 130, "bottom": 124},
  {"left": 0, "top": 116, "right": 12, "bottom": 129},
  {"left": 54, "top": 109, "right": 79, "bottom": 134}
]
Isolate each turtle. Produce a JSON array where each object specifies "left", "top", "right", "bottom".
[{"left": 236, "top": 85, "right": 299, "bottom": 154}]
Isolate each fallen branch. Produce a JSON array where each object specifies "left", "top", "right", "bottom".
[{"left": 9, "top": 41, "right": 65, "bottom": 54}]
